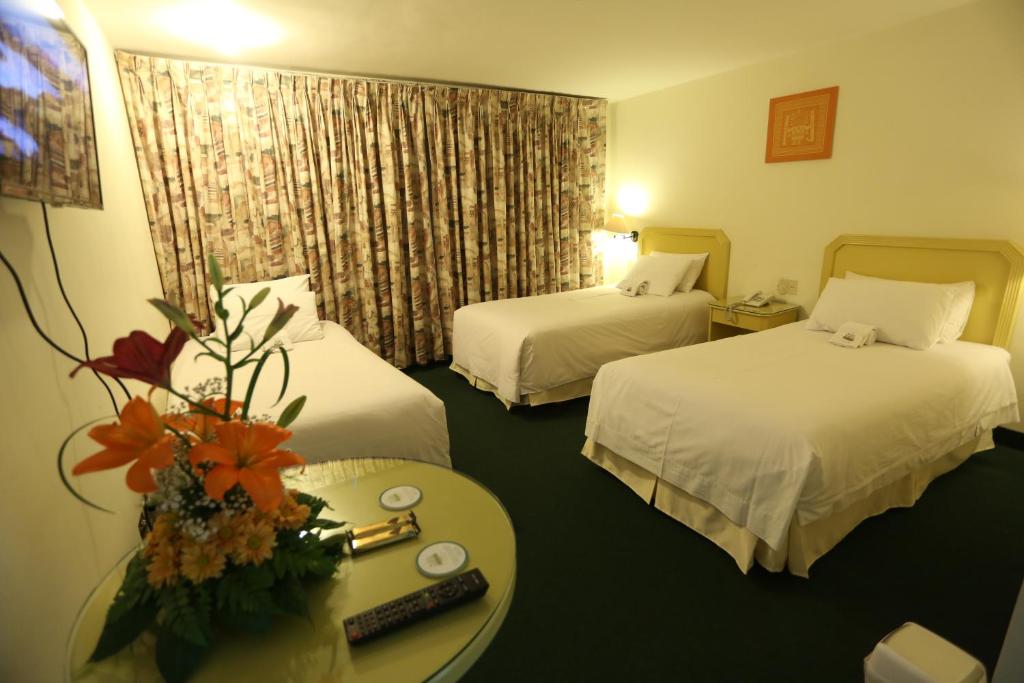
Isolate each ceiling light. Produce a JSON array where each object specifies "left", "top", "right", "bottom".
[{"left": 153, "top": 1, "right": 284, "bottom": 56}]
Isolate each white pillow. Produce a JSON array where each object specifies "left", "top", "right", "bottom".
[
  {"left": 274, "top": 291, "right": 324, "bottom": 344},
  {"left": 845, "top": 272, "right": 975, "bottom": 343},
  {"left": 215, "top": 279, "right": 323, "bottom": 350},
  {"left": 616, "top": 254, "right": 691, "bottom": 297},
  {"left": 209, "top": 274, "right": 310, "bottom": 338},
  {"left": 807, "top": 277, "right": 954, "bottom": 350},
  {"left": 652, "top": 251, "right": 709, "bottom": 293}
]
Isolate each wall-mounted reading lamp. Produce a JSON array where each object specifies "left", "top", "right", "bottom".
[{"left": 606, "top": 213, "right": 638, "bottom": 242}]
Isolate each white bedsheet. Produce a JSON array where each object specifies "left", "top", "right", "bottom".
[
  {"left": 585, "top": 322, "right": 1018, "bottom": 550},
  {"left": 451, "top": 286, "right": 715, "bottom": 404},
  {"left": 170, "top": 322, "right": 450, "bottom": 467}
]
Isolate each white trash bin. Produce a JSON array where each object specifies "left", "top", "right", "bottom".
[{"left": 865, "top": 622, "right": 987, "bottom": 683}]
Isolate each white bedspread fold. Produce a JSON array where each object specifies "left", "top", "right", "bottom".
[{"left": 585, "top": 322, "right": 1017, "bottom": 550}]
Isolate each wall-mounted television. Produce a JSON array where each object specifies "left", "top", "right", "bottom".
[{"left": 0, "top": 3, "right": 101, "bottom": 208}]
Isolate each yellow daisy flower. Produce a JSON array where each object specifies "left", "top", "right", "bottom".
[
  {"left": 146, "top": 548, "right": 179, "bottom": 588},
  {"left": 179, "top": 540, "right": 227, "bottom": 583},
  {"left": 273, "top": 495, "right": 311, "bottom": 530},
  {"left": 208, "top": 512, "right": 245, "bottom": 554},
  {"left": 232, "top": 520, "right": 277, "bottom": 566}
]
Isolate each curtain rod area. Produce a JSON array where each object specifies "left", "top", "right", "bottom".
[{"left": 115, "top": 50, "right": 606, "bottom": 101}]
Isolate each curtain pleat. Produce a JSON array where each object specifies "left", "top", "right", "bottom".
[{"left": 116, "top": 52, "right": 606, "bottom": 367}]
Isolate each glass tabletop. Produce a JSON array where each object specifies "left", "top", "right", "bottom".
[{"left": 66, "top": 458, "right": 516, "bottom": 683}]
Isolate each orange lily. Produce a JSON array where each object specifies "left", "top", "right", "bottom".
[
  {"left": 74, "top": 397, "right": 175, "bottom": 493},
  {"left": 189, "top": 421, "right": 303, "bottom": 512},
  {"left": 166, "top": 398, "right": 244, "bottom": 443}
]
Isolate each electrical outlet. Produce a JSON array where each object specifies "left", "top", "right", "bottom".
[{"left": 777, "top": 278, "right": 798, "bottom": 295}]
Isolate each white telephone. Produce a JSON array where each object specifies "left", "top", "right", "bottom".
[{"left": 741, "top": 290, "right": 772, "bottom": 307}]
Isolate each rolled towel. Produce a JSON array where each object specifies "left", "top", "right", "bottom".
[
  {"left": 620, "top": 280, "right": 649, "bottom": 297},
  {"left": 829, "top": 321, "right": 878, "bottom": 348}
]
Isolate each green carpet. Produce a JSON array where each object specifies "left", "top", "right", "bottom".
[{"left": 405, "top": 363, "right": 1024, "bottom": 682}]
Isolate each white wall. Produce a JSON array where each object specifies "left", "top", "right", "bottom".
[
  {"left": 0, "top": 1, "right": 166, "bottom": 679},
  {"left": 608, "top": 0, "right": 1024, "bottom": 426}
]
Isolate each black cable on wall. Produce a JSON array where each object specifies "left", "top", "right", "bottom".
[
  {"left": 0, "top": 203, "right": 124, "bottom": 416},
  {"left": 41, "top": 202, "right": 129, "bottom": 409}
]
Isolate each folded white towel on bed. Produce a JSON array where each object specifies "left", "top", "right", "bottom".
[
  {"left": 619, "top": 280, "right": 649, "bottom": 297},
  {"left": 829, "top": 321, "right": 878, "bottom": 348}
]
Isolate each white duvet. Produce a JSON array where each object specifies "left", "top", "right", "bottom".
[
  {"left": 171, "top": 322, "right": 450, "bottom": 467},
  {"left": 451, "top": 286, "right": 715, "bottom": 404},
  {"left": 585, "top": 322, "right": 1018, "bottom": 550}
]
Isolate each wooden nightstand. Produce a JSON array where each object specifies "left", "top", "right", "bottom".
[{"left": 707, "top": 297, "right": 800, "bottom": 341}]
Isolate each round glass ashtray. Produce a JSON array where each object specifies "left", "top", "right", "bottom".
[
  {"left": 378, "top": 485, "right": 422, "bottom": 511},
  {"left": 416, "top": 541, "right": 468, "bottom": 578}
]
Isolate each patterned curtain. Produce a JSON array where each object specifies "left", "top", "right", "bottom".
[{"left": 115, "top": 52, "right": 606, "bottom": 368}]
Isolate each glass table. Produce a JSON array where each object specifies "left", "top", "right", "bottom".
[{"left": 66, "top": 459, "right": 516, "bottom": 682}]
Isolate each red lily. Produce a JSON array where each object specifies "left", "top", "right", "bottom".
[{"left": 72, "top": 328, "right": 188, "bottom": 388}]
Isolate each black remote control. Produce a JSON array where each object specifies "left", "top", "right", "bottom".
[{"left": 343, "top": 568, "right": 489, "bottom": 645}]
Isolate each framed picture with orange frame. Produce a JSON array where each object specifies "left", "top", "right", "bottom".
[{"left": 765, "top": 85, "right": 839, "bottom": 163}]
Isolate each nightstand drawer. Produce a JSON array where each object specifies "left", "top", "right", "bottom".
[{"left": 709, "top": 306, "right": 798, "bottom": 332}]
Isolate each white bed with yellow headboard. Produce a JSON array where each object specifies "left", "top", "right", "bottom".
[
  {"left": 582, "top": 235, "right": 1024, "bottom": 576},
  {"left": 450, "top": 228, "right": 731, "bottom": 408}
]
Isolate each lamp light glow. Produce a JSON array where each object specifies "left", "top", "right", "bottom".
[
  {"left": 616, "top": 184, "right": 650, "bottom": 216},
  {"left": 153, "top": 1, "right": 284, "bottom": 56}
]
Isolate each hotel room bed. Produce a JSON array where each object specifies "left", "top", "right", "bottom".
[
  {"left": 451, "top": 285, "right": 714, "bottom": 407},
  {"left": 451, "top": 228, "right": 731, "bottom": 408},
  {"left": 171, "top": 321, "right": 451, "bottom": 468},
  {"left": 582, "top": 235, "right": 1024, "bottom": 576}
]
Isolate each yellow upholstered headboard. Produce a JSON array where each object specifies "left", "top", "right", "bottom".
[
  {"left": 821, "top": 235, "right": 1024, "bottom": 348},
  {"left": 638, "top": 227, "right": 731, "bottom": 301}
]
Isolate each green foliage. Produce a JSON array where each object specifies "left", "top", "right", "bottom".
[
  {"left": 107, "top": 555, "right": 153, "bottom": 622},
  {"left": 271, "top": 530, "right": 339, "bottom": 580},
  {"left": 274, "top": 347, "right": 290, "bottom": 406},
  {"left": 246, "top": 287, "right": 270, "bottom": 312},
  {"left": 207, "top": 254, "right": 224, "bottom": 293},
  {"left": 319, "top": 534, "right": 349, "bottom": 562},
  {"left": 58, "top": 418, "right": 116, "bottom": 514},
  {"left": 149, "top": 299, "right": 197, "bottom": 336},
  {"left": 262, "top": 301, "right": 298, "bottom": 342},
  {"left": 90, "top": 557, "right": 158, "bottom": 662},
  {"left": 276, "top": 395, "right": 306, "bottom": 428},
  {"left": 241, "top": 349, "right": 274, "bottom": 418},
  {"left": 217, "top": 607, "right": 274, "bottom": 633},
  {"left": 91, "top": 527, "right": 343, "bottom": 681},
  {"left": 294, "top": 491, "right": 328, "bottom": 520},
  {"left": 155, "top": 625, "right": 207, "bottom": 683},
  {"left": 215, "top": 563, "right": 277, "bottom": 615},
  {"left": 308, "top": 518, "right": 345, "bottom": 531},
  {"left": 158, "top": 583, "right": 212, "bottom": 647},
  {"left": 272, "top": 575, "right": 310, "bottom": 619}
]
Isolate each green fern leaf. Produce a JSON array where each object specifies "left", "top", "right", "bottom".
[{"left": 158, "top": 584, "right": 211, "bottom": 647}]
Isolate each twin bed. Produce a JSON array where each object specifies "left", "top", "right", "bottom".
[
  {"left": 451, "top": 228, "right": 731, "bottom": 407},
  {"left": 172, "top": 321, "right": 451, "bottom": 468},
  {"left": 583, "top": 235, "right": 1023, "bottom": 576}
]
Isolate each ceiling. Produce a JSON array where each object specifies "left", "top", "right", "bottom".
[{"left": 81, "top": 0, "right": 976, "bottom": 101}]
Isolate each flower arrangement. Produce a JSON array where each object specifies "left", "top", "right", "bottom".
[{"left": 63, "top": 257, "right": 344, "bottom": 683}]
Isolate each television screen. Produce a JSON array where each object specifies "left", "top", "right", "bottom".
[{"left": 0, "top": 3, "right": 101, "bottom": 208}]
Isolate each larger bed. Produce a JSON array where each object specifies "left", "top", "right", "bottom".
[
  {"left": 172, "top": 321, "right": 451, "bottom": 468},
  {"left": 451, "top": 228, "right": 731, "bottom": 408},
  {"left": 583, "top": 235, "right": 1024, "bottom": 576}
]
